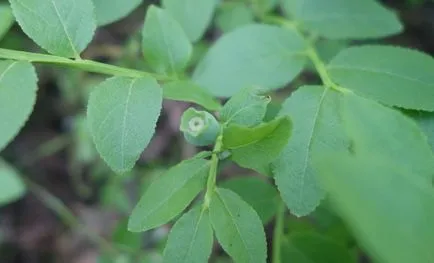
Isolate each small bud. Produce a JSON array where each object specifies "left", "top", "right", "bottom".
[{"left": 180, "top": 108, "right": 220, "bottom": 146}]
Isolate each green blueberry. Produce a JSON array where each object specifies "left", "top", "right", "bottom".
[{"left": 180, "top": 108, "right": 220, "bottom": 146}]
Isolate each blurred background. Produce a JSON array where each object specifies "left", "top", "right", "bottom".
[{"left": 0, "top": 0, "right": 433, "bottom": 262}]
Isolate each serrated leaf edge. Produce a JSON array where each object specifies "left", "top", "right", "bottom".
[{"left": 0, "top": 61, "right": 38, "bottom": 152}]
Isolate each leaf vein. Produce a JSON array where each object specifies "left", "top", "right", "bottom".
[
  {"left": 216, "top": 190, "right": 250, "bottom": 261},
  {"left": 120, "top": 79, "right": 136, "bottom": 169},
  {"left": 138, "top": 161, "right": 209, "bottom": 230},
  {"left": 182, "top": 209, "right": 206, "bottom": 262},
  {"left": 50, "top": 0, "right": 79, "bottom": 57},
  {"left": 297, "top": 88, "right": 328, "bottom": 207},
  {"left": 328, "top": 65, "right": 433, "bottom": 87},
  {"left": 0, "top": 61, "right": 18, "bottom": 82}
]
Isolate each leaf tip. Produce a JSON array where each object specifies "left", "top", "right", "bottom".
[{"left": 127, "top": 213, "right": 144, "bottom": 233}]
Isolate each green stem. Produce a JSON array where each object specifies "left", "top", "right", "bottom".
[
  {"left": 0, "top": 48, "right": 172, "bottom": 81},
  {"left": 306, "top": 46, "right": 336, "bottom": 89},
  {"left": 203, "top": 134, "right": 223, "bottom": 208},
  {"left": 272, "top": 201, "right": 286, "bottom": 263},
  {"left": 261, "top": 15, "right": 299, "bottom": 31},
  {"left": 262, "top": 16, "right": 348, "bottom": 93},
  {"left": 305, "top": 46, "right": 348, "bottom": 93}
]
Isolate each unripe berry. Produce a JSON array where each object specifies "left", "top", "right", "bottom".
[{"left": 180, "top": 108, "right": 220, "bottom": 146}]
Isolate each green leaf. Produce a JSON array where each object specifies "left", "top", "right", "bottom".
[
  {"left": 210, "top": 188, "right": 267, "bottom": 263},
  {"left": 263, "top": 101, "right": 282, "bottom": 122},
  {"left": 163, "top": 81, "right": 221, "bottom": 111},
  {"left": 220, "top": 87, "right": 271, "bottom": 127},
  {"left": 223, "top": 116, "right": 292, "bottom": 172},
  {"left": 253, "top": 163, "right": 273, "bottom": 177},
  {"left": 407, "top": 111, "right": 434, "bottom": 152},
  {"left": 282, "top": 0, "right": 402, "bottom": 39},
  {"left": 0, "top": 4, "right": 14, "bottom": 41},
  {"left": 316, "top": 153, "right": 434, "bottom": 263},
  {"left": 98, "top": 254, "right": 131, "bottom": 263},
  {"left": 272, "top": 86, "right": 348, "bottom": 217},
  {"left": 87, "top": 76, "right": 162, "bottom": 173},
  {"left": 216, "top": 3, "right": 254, "bottom": 33},
  {"left": 193, "top": 24, "right": 306, "bottom": 97},
  {"left": 162, "top": 0, "right": 217, "bottom": 42},
  {"left": 128, "top": 156, "right": 210, "bottom": 232},
  {"left": 163, "top": 206, "right": 214, "bottom": 263},
  {"left": 223, "top": 116, "right": 290, "bottom": 149},
  {"left": 328, "top": 45, "right": 434, "bottom": 111},
  {"left": 0, "top": 61, "right": 37, "bottom": 151},
  {"left": 285, "top": 216, "right": 315, "bottom": 234},
  {"left": 92, "top": 0, "right": 141, "bottom": 26},
  {"left": 342, "top": 93, "right": 434, "bottom": 183},
  {"left": 112, "top": 219, "right": 141, "bottom": 252},
  {"left": 220, "top": 177, "right": 279, "bottom": 224},
  {"left": 142, "top": 6, "right": 193, "bottom": 75},
  {"left": 250, "top": 0, "right": 278, "bottom": 14},
  {"left": 310, "top": 202, "right": 353, "bottom": 246},
  {"left": 281, "top": 232, "right": 355, "bottom": 263},
  {"left": 0, "top": 159, "right": 26, "bottom": 206},
  {"left": 9, "top": 0, "right": 96, "bottom": 58}
]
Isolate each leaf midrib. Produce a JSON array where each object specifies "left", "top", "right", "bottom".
[
  {"left": 50, "top": 0, "right": 79, "bottom": 57},
  {"left": 120, "top": 79, "right": 136, "bottom": 169},
  {"left": 138, "top": 161, "right": 209, "bottom": 230},
  {"left": 0, "top": 61, "right": 18, "bottom": 82},
  {"left": 327, "top": 65, "right": 433, "bottom": 87},
  {"left": 216, "top": 190, "right": 250, "bottom": 262},
  {"left": 182, "top": 209, "right": 207, "bottom": 263},
  {"left": 297, "top": 88, "right": 328, "bottom": 208},
  {"left": 223, "top": 100, "right": 267, "bottom": 126}
]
